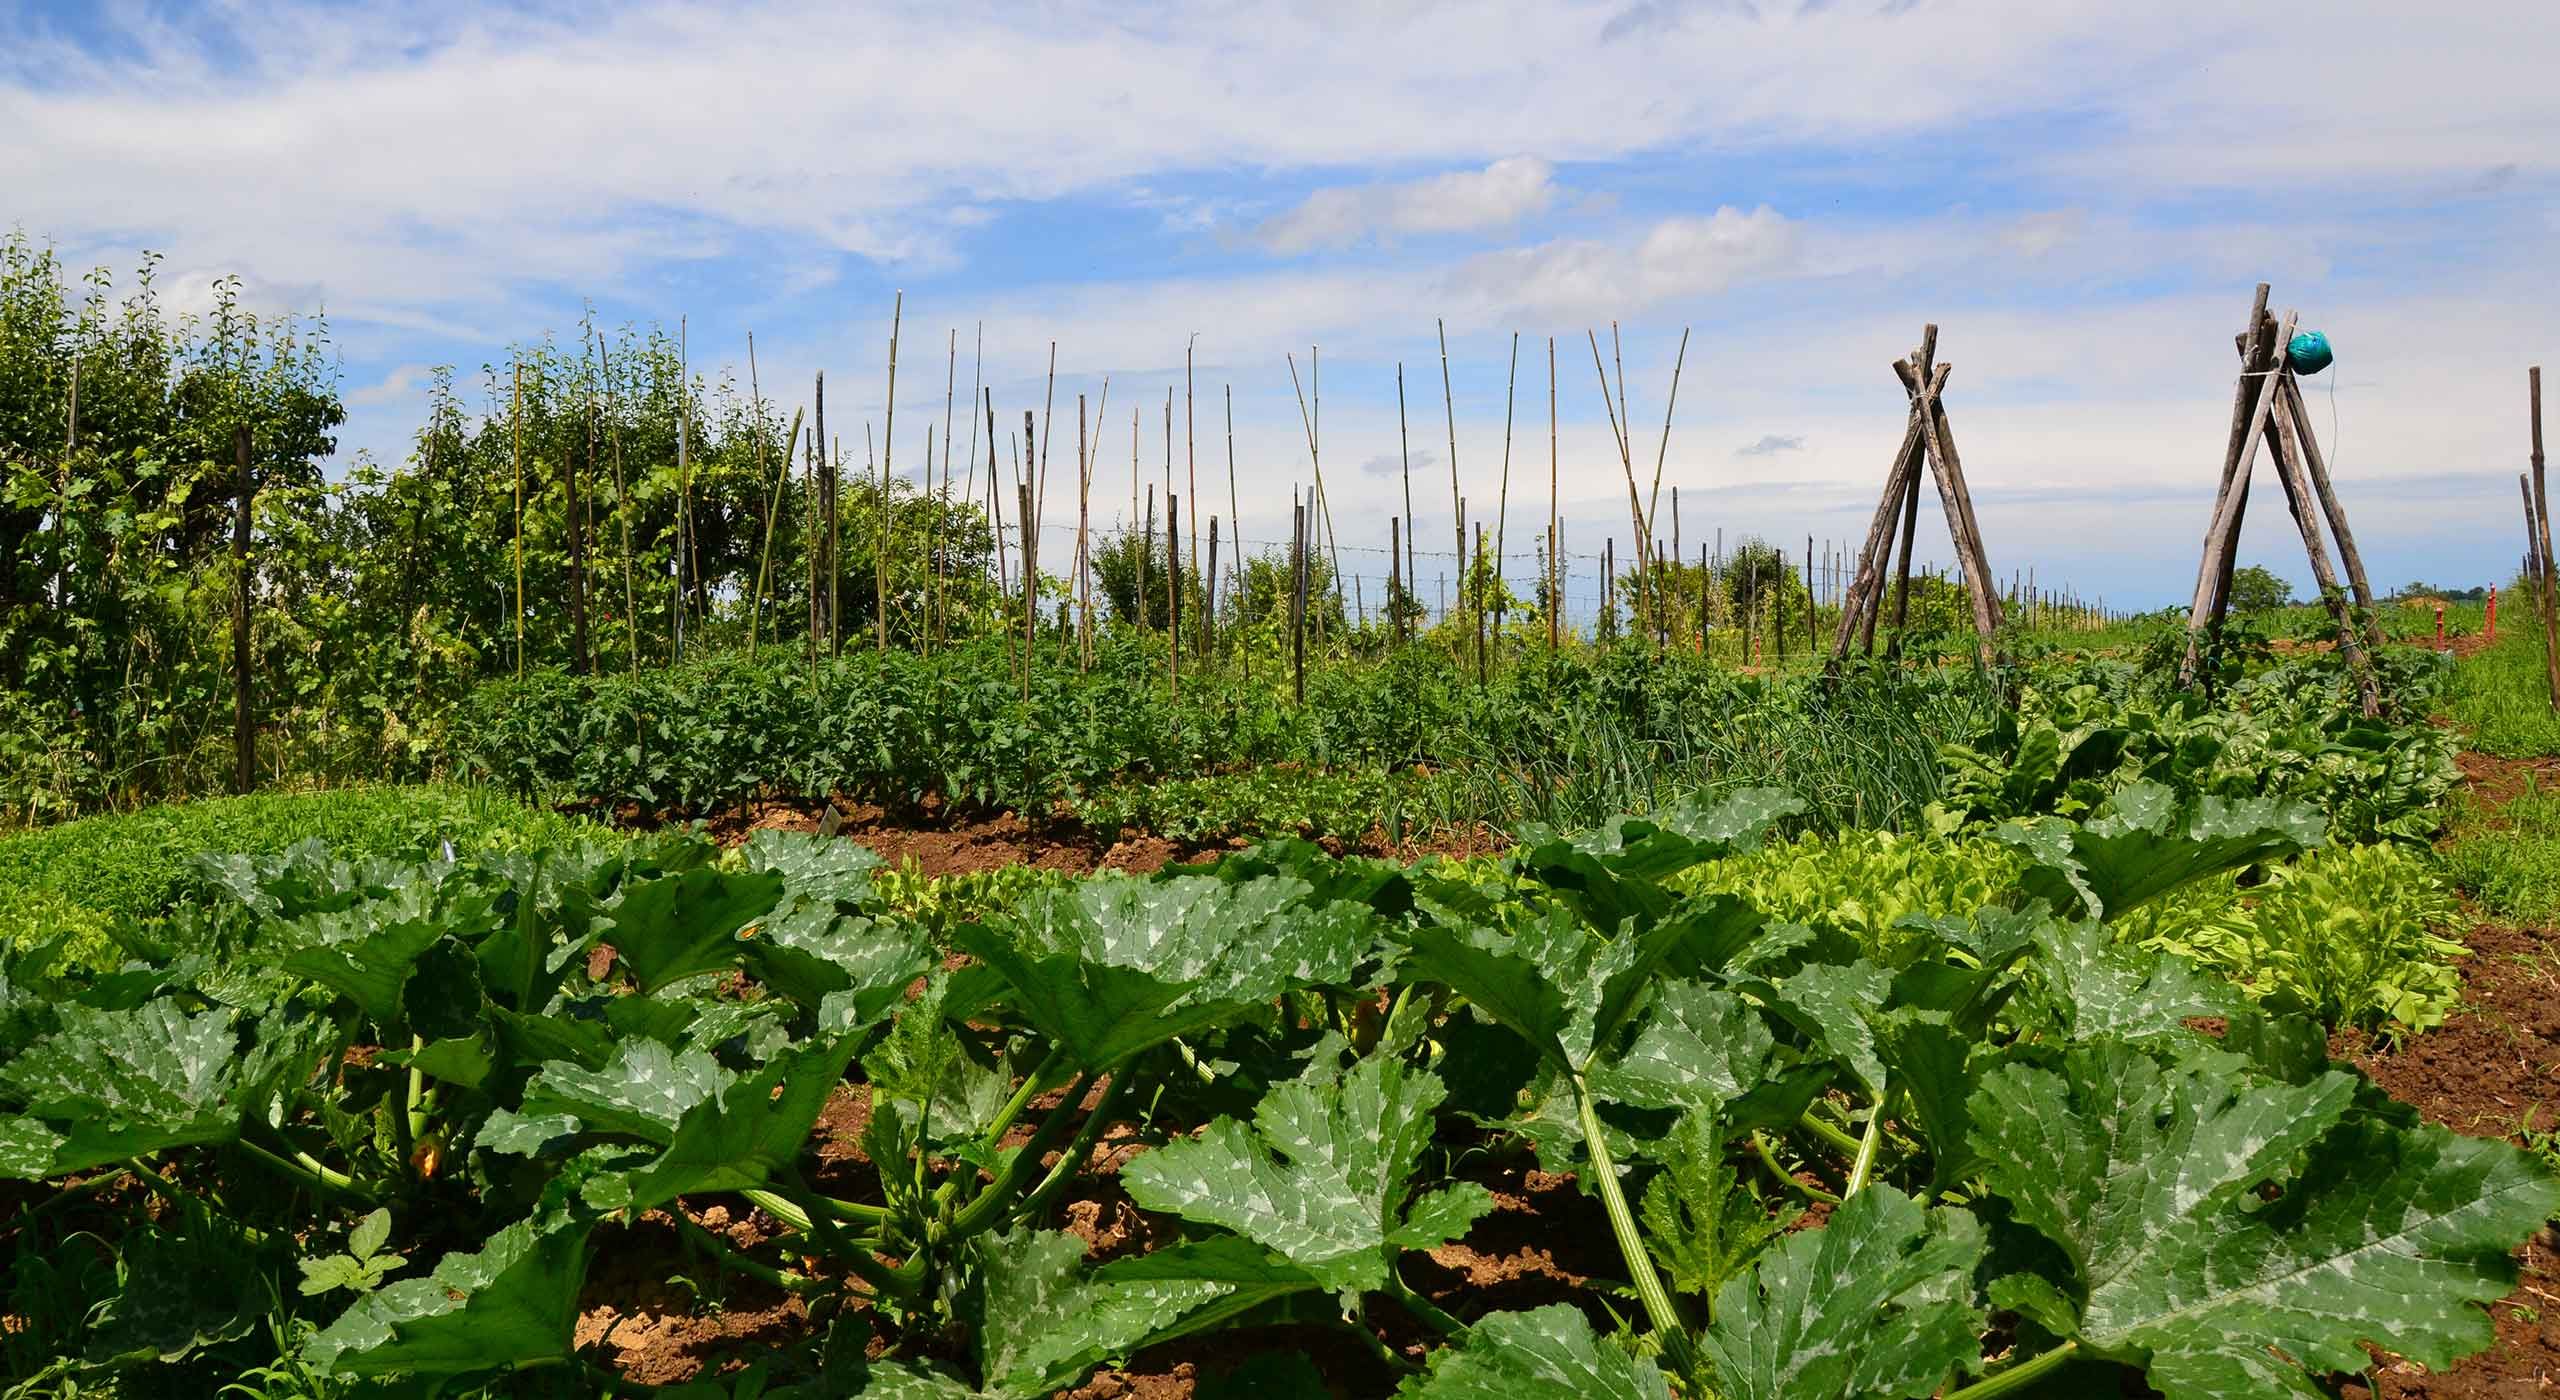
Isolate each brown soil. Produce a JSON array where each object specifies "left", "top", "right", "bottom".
[
  {"left": 2327, "top": 748, "right": 2560, "bottom": 1398},
  {"left": 614, "top": 792, "right": 1507, "bottom": 877},
  {"left": 2454, "top": 749, "right": 2560, "bottom": 817}
]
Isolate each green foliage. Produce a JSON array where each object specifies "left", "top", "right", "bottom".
[
  {"left": 0, "top": 762, "right": 2538, "bottom": 1397},
  {"left": 2226, "top": 564, "right": 2294, "bottom": 615},
  {"left": 0, "top": 784, "right": 600, "bottom": 966},
  {"left": 2137, "top": 843, "right": 2467, "bottom": 1034},
  {"left": 2443, "top": 782, "right": 2560, "bottom": 925}
]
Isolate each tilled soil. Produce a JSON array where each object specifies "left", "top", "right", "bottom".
[{"left": 2327, "top": 915, "right": 2560, "bottom": 1399}]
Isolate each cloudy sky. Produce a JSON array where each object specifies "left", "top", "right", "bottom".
[{"left": 6, "top": 0, "right": 2556, "bottom": 612}]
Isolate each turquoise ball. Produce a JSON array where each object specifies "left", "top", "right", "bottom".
[{"left": 2286, "top": 330, "right": 2334, "bottom": 375}]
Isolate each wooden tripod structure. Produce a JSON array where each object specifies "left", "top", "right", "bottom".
[
  {"left": 2176, "top": 284, "right": 2381, "bottom": 717},
  {"left": 1830, "top": 324, "right": 2003, "bottom": 669}
]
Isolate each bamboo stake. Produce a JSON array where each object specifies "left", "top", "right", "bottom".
[
  {"left": 2534, "top": 367, "right": 2558, "bottom": 708},
  {"left": 1438, "top": 320, "right": 1466, "bottom": 639},
  {"left": 878, "top": 293, "right": 902, "bottom": 651},
  {"left": 1587, "top": 330, "right": 1651, "bottom": 621},
  {"left": 2180, "top": 288, "right": 2275, "bottom": 685},
  {"left": 1186, "top": 336, "right": 1199, "bottom": 637},
  {"left": 512, "top": 361, "right": 525, "bottom": 678},
  {"left": 1020, "top": 480, "right": 1038, "bottom": 700},
  {"left": 569, "top": 383, "right": 592, "bottom": 674},
  {"left": 1548, "top": 337, "right": 1560, "bottom": 652},
  {"left": 674, "top": 320, "right": 690, "bottom": 663},
  {"left": 1167, "top": 492, "right": 1181, "bottom": 697},
  {"left": 1495, "top": 332, "right": 1518, "bottom": 664},
  {"left": 1224, "top": 383, "right": 1241, "bottom": 649},
  {"left": 749, "top": 408, "right": 805, "bottom": 658},
  {"left": 233, "top": 423, "right": 255, "bottom": 792},
  {"left": 1076, "top": 393, "right": 1093, "bottom": 670},
  {"left": 595, "top": 334, "right": 639, "bottom": 674}
]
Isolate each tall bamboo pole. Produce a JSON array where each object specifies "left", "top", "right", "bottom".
[
  {"left": 595, "top": 333, "right": 639, "bottom": 673},
  {"left": 878, "top": 292, "right": 902, "bottom": 651},
  {"left": 749, "top": 409, "right": 804, "bottom": 659},
  {"left": 1547, "top": 336, "right": 1559, "bottom": 652},
  {"left": 2533, "top": 366, "right": 2558, "bottom": 708},
  {"left": 674, "top": 320, "right": 690, "bottom": 663},
  {"left": 233, "top": 423, "right": 255, "bottom": 792},
  {"left": 1186, "top": 336, "right": 1199, "bottom": 634},
  {"left": 1076, "top": 393, "right": 1093, "bottom": 669},
  {"left": 512, "top": 361, "right": 525, "bottom": 678},
  {"left": 1438, "top": 320, "right": 1465, "bottom": 637}
]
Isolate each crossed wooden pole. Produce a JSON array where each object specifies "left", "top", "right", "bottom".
[
  {"left": 1830, "top": 324, "right": 2003, "bottom": 670},
  {"left": 2177, "top": 283, "right": 2380, "bottom": 717}
]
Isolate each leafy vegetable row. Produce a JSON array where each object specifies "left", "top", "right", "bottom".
[{"left": 0, "top": 782, "right": 2537, "bottom": 1397}]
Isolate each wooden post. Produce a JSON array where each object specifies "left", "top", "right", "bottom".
[
  {"left": 568, "top": 393, "right": 592, "bottom": 674},
  {"left": 232, "top": 424, "right": 255, "bottom": 793},
  {"left": 2261, "top": 360, "right": 2381, "bottom": 717},
  {"left": 2180, "top": 289, "right": 2276, "bottom": 685},
  {"left": 1077, "top": 394, "right": 1093, "bottom": 670},
  {"left": 1475, "top": 522, "right": 1489, "bottom": 686},
  {"left": 1698, "top": 543, "right": 1711, "bottom": 656},
  {"left": 1291, "top": 498, "right": 1308, "bottom": 705},
  {"left": 596, "top": 335, "right": 640, "bottom": 675},
  {"left": 1020, "top": 480, "right": 1038, "bottom": 700},
  {"left": 2534, "top": 367, "right": 2559, "bottom": 708},
  {"left": 877, "top": 294, "right": 901, "bottom": 652},
  {"left": 2522, "top": 473, "right": 2543, "bottom": 595},
  {"left": 1879, "top": 459, "right": 1923, "bottom": 658},
  {"left": 1141, "top": 485, "right": 1154, "bottom": 630},
  {"left": 673, "top": 322, "right": 689, "bottom": 664},
  {"left": 2261, "top": 340, "right": 2381, "bottom": 647},
  {"left": 816, "top": 371, "right": 834, "bottom": 654},
  {"left": 512, "top": 361, "right": 525, "bottom": 678},
  {"left": 1805, "top": 535, "right": 1817, "bottom": 652},
  {"left": 1390, "top": 516, "right": 1404, "bottom": 645},
  {"left": 1167, "top": 492, "right": 1181, "bottom": 698},
  {"left": 1548, "top": 337, "right": 1560, "bottom": 653},
  {"left": 1204, "top": 516, "right": 1219, "bottom": 662}
]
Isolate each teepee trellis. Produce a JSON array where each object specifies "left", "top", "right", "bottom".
[
  {"left": 2176, "top": 284, "right": 2380, "bottom": 717},
  {"left": 1830, "top": 324, "right": 2003, "bottom": 670}
]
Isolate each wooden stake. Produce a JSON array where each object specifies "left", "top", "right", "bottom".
[
  {"left": 674, "top": 319, "right": 691, "bottom": 663},
  {"left": 594, "top": 334, "right": 640, "bottom": 674},
  {"left": 1496, "top": 332, "right": 1519, "bottom": 658},
  {"left": 1438, "top": 320, "right": 1465, "bottom": 637},
  {"left": 569, "top": 386, "right": 592, "bottom": 675},
  {"left": 749, "top": 409, "right": 805, "bottom": 659},
  {"left": 1167, "top": 492, "right": 1181, "bottom": 697},
  {"left": 1020, "top": 480, "right": 1038, "bottom": 700},
  {"left": 233, "top": 423, "right": 255, "bottom": 792},
  {"left": 512, "top": 361, "right": 525, "bottom": 678},
  {"left": 1076, "top": 393, "right": 1093, "bottom": 670},
  {"left": 878, "top": 293, "right": 902, "bottom": 651},
  {"left": 2534, "top": 366, "right": 2559, "bottom": 708},
  {"left": 2180, "top": 288, "right": 2275, "bottom": 685},
  {"left": 1291, "top": 497, "right": 1308, "bottom": 705},
  {"left": 1548, "top": 337, "right": 1560, "bottom": 652}
]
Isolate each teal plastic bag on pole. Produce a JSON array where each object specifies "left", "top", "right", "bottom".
[{"left": 2286, "top": 330, "right": 2333, "bottom": 375}]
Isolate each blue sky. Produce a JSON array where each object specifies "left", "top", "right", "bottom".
[{"left": 5, "top": 0, "right": 2557, "bottom": 612}]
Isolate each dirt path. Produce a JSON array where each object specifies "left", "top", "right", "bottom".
[{"left": 2331, "top": 748, "right": 2560, "bottom": 1397}]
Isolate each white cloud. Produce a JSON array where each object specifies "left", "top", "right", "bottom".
[{"left": 1253, "top": 157, "right": 1557, "bottom": 254}]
